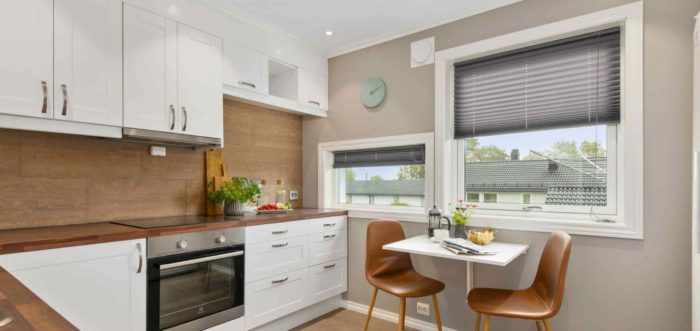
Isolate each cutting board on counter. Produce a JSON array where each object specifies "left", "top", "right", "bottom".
[{"left": 206, "top": 149, "right": 229, "bottom": 216}]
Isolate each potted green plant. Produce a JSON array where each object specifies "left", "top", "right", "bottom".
[
  {"left": 208, "top": 177, "right": 261, "bottom": 217},
  {"left": 451, "top": 199, "right": 476, "bottom": 239}
]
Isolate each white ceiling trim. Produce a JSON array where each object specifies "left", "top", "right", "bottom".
[{"left": 326, "top": 0, "right": 521, "bottom": 58}]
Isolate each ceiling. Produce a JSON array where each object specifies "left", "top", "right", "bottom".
[{"left": 203, "top": 0, "right": 520, "bottom": 57}]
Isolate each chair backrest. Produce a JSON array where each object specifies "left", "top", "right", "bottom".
[
  {"left": 532, "top": 231, "right": 573, "bottom": 315},
  {"left": 365, "top": 220, "right": 413, "bottom": 280}
]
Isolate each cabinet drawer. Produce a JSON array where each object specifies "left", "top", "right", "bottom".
[
  {"left": 308, "top": 216, "right": 347, "bottom": 234},
  {"left": 245, "top": 268, "right": 307, "bottom": 330},
  {"left": 309, "top": 229, "right": 347, "bottom": 266},
  {"left": 245, "top": 236, "right": 308, "bottom": 282},
  {"left": 245, "top": 220, "right": 308, "bottom": 244},
  {"left": 308, "top": 257, "right": 347, "bottom": 304}
]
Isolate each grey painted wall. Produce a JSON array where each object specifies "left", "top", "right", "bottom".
[{"left": 303, "top": 0, "right": 700, "bottom": 330}]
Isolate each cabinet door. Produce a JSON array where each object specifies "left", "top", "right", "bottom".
[
  {"left": 308, "top": 229, "right": 347, "bottom": 266},
  {"left": 4, "top": 239, "right": 147, "bottom": 331},
  {"left": 297, "top": 69, "right": 328, "bottom": 110},
  {"left": 123, "top": 4, "right": 178, "bottom": 132},
  {"left": 223, "top": 41, "right": 269, "bottom": 95},
  {"left": 308, "top": 257, "right": 347, "bottom": 304},
  {"left": 0, "top": 0, "right": 53, "bottom": 119},
  {"left": 177, "top": 24, "right": 223, "bottom": 139},
  {"left": 53, "top": 0, "right": 122, "bottom": 126},
  {"left": 245, "top": 235, "right": 308, "bottom": 283},
  {"left": 245, "top": 268, "right": 308, "bottom": 330}
]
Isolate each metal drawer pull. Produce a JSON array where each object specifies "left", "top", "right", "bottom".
[
  {"left": 323, "top": 234, "right": 336, "bottom": 239},
  {"left": 41, "top": 81, "right": 48, "bottom": 113},
  {"left": 181, "top": 106, "right": 187, "bottom": 131},
  {"left": 159, "top": 251, "right": 243, "bottom": 270},
  {"left": 272, "top": 242, "right": 289, "bottom": 248},
  {"left": 323, "top": 223, "right": 336, "bottom": 227},
  {"left": 271, "top": 230, "right": 288, "bottom": 235},
  {"left": 522, "top": 206, "right": 543, "bottom": 211},
  {"left": 136, "top": 243, "right": 143, "bottom": 274},
  {"left": 169, "top": 105, "right": 175, "bottom": 130},
  {"left": 61, "top": 84, "right": 68, "bottom": 116},
  {"left": 271, "top": 277, "right": 288, "bottom": 284},
  {"left": 323, "top": 263, "right": 336, "bottom": 269},
  {"left": 238, "top": 81, "right": 256, "bottom": 89},
  {"left": 308, "top": 100, "right": 320, "bottom": 107}
]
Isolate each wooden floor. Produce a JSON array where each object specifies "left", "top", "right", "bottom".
[{"left": 292, "top": 309, "right": 418, "bottom": 331}]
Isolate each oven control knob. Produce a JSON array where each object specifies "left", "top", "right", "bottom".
[
  {"left": 176, "top": 239, "right": 188, "bottom": 249},
  {"left": 215, "top": 234, "right": 227, "bottom": 244}
]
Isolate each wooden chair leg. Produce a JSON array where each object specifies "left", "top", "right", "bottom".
[
  {"left": 363, "top": 288, "right": 378, "bottom": 331},
  {"left": 431, "top": 295, "right": 442, "bottom": 331},
  {"left": 398, "top": 297, "right": 406, "bottom": 331},
  {"left": 483, "top": 315, "right": 491, "bottom": 331},
  {"left": 543, "top": 319, "right": 552, "bottom": 331},
  {"left": 474, "top": 312, "right": 482, "bottom": 331},
  {"left": 535, "top": 320, "right": 544, "bottom": 331}
]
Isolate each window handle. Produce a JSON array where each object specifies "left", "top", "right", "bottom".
[
  {"left": 61, "top": 84, "right": 68, "bottom": 116},
  {"left": 41, "top": 81, "right": 48, "bottom": 114},
  {"left": 522, "top": 206, "right": 543, "bottom": 211}
]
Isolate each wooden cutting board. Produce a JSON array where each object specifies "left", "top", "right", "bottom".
[{"left": 205, "top": 149, "right": 229, "bottom": 216}]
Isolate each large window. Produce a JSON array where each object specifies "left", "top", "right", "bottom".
[{"left": 434, "top": 3, "right": 643, "bottom": 238}]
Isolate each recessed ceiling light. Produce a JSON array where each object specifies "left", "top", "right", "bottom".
[{"left": 325, "top": 30, "right": 333, "bottom": 36}]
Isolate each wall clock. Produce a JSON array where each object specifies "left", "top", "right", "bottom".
[{"left": 360, "top": 77, "right": 386, "bottom": 109}]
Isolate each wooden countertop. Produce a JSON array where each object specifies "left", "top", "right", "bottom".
[{"left": 0, "top": 267, "right": 77, "bottom": 330}]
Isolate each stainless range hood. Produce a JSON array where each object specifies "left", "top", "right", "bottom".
[{"left": 122, "top": 128, "right": 221, "bottom": 148}]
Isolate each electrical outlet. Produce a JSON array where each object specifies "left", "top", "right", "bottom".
[
  {"left": 416, "top": 302, "right": 430, "bottom": 316},
  {"left": 289, "top": 190, "right": 299, "bottom": 201}
]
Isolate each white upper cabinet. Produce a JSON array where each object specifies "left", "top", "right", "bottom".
[
  {"left": 53, "top": 0, "right": 122, "bottom": 126},
  {"left": 177, "top": 24, "right": 223, "bottom": 139},
  {"left": 297, "top": 69, "right": 328, "bottom": 111},
  {"left": 0, "top": 0, "right": 53, "bottom": 119},
  {"left": 123, "top": 4, "right": 178, "bottom": 133},
  {"left": 224, "top": 41, "right": 269, "bottom": 95}
]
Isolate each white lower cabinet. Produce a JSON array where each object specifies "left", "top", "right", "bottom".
[
  {"left": 2, "top": 239, "right": 146, "bottom": 331},
  {"left": 205, "top": 317, "right": 245, "bottom": 331},
  {"left": 244, "top": 216, "right": 347, "bottom": 330}
]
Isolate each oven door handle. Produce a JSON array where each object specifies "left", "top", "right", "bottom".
[{"left": 159, "top": 251, "right": 244, "bottom": 270}]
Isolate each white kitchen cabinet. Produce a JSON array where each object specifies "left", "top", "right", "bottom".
[
  {"left": 309, "top": 229, "right": 347, "bottom": 266},
  {"left": 3, "top": 239, "right": 147, "bottom": 331},
  {"left": 297, "top": 69, "right": 328, "bottom": 111},
  {"left": 224, "top": 41, "right": 269, "bottom": 95},
  {"left": 177, "top": 24, "right": 223, "bottom": 139},
  {"left": 123, "top": 4, "right": 178, "bottom": 133},
  {"left": 245, "top": 220, "right": 308, "bottom": 244},
  {"left": 245, "top": 268, "right": 308, "bottom": 330},
  {"left": 308, "top": 257, "right": 347, "bottom": 304},
  {"left": 245, "top": 235, "right": 309, "bottom": 283},
  {"left": 0, "top": 0, "right": 53, "bottom": 119},
  {"left": 53, "top": 0, "right": 122, "bottom": 126}
]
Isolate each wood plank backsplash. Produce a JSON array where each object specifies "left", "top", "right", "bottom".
[{"left": 0, "top": 99, "right": 302, "bottom": 230}]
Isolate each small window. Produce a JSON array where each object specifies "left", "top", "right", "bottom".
[
  {"left": 467, "top": 193, "right": 480, "bottom": 202},
  {"left": 523, "top": 194, "right": 531, "bottom": 204},
  {"left": 484, "top": 193, "right": 498, "bottom": 203}
]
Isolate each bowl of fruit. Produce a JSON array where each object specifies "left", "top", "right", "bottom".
[{"left": 257, "top": 203, "right": 293, "bottom": 214}]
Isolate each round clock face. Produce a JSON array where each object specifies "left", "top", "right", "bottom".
[{"left": 360, "top": 78, "right": 386, "bottom": 109}]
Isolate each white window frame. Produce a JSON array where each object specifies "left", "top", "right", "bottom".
[
  {"left": 318, "top": 133, "right": 434, "bottom": 222},
  {"left": 434, "top": 2, "right": 643, "bottom": 239}
]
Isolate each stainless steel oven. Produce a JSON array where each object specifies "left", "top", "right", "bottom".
[{"left": 147, "top": 228, "right": 244, "bottom": 331}]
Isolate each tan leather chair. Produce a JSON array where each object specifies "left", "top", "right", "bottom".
[
  {"left": 467, "top": 231, "right": 572, "bottom": 331},
  {"left": 364, "top": 219, "right": 445, "bottom": 331}
]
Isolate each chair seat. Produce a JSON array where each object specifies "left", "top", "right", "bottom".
[
  {"left": 467, "top": 288, "right": 553, "bottom": 320},
  {"left": 368, "top": 270, "right": 445, "bottom": 298}
]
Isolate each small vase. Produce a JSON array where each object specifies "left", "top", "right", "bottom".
[
  {"left": 453, "top": 224, "right": 467, "bottom": 239},
  {"left": 224, "top": 201, "right": 245, "bottom": 217}
]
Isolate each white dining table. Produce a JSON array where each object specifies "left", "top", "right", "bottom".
[{"left": 383, "top": 235, "right": 529, "bottom": 293}]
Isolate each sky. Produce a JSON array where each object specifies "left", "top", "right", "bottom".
[{"left": 343, "top": 125, "right": 608, "bottom": 180}]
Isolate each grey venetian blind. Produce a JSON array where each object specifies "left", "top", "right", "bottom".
[
  {"left": 333, "top": 145, "right": 425, "bottom": 168},
  {"left": 453, "top": 27, "right": 621, "bottom": 138}
]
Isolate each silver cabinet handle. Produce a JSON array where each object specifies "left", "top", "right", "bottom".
[
  {"left": 271, "top": 230, "right": 288, "bottom": 235},
  {"left": 169, "top": 105, "right": 175, "bottom": 130},
  {"left": 522, "top": 206, "right": 543, "bottom": 211},
  {"left": 181, "top": 106, "right": 187, "bottom": 131},
  {"left": 271, "top": 277, "right": 288, "bottom": 284},
  {"left": 41, "top": 81, "right": 48, "bottom": 114},
  {"left": 323, "top": 222, "right": 336, "bottom": 227},
  {"left": 136, "top": 243, "right": 143, "bottom": 274},
  {"left": 238, "top": 81, "right": 256, "bottom": 89},
  {"left": 323, "top": 234, "right": 336, "bottom": 239},
  {"left": 323, "top": 263, "right": 336, "bottom": 269},
  {"left": 308, "top": 100, "right": 320, "bottom": 107},
  {"left": 61, "top": 84, "right": 68, "bottom": 116},
  {"left": 272, "top": 242, "right": 289, "bottom": 248}
]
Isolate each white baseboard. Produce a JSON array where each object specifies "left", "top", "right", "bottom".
[{"left": 341, "top": 300, "right": 458, "bottom": 331}]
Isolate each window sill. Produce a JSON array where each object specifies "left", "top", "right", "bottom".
[{"left": 343, "top": 208, "right": 427, "bottom": 223}]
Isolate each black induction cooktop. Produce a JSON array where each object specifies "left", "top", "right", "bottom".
[{"left": 112, "top": 215, "right": 237, "bottom": 229}]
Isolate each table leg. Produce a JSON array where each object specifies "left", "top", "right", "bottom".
[{"left": 466, "top": 261, "right": 474, "bottom": 293}]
